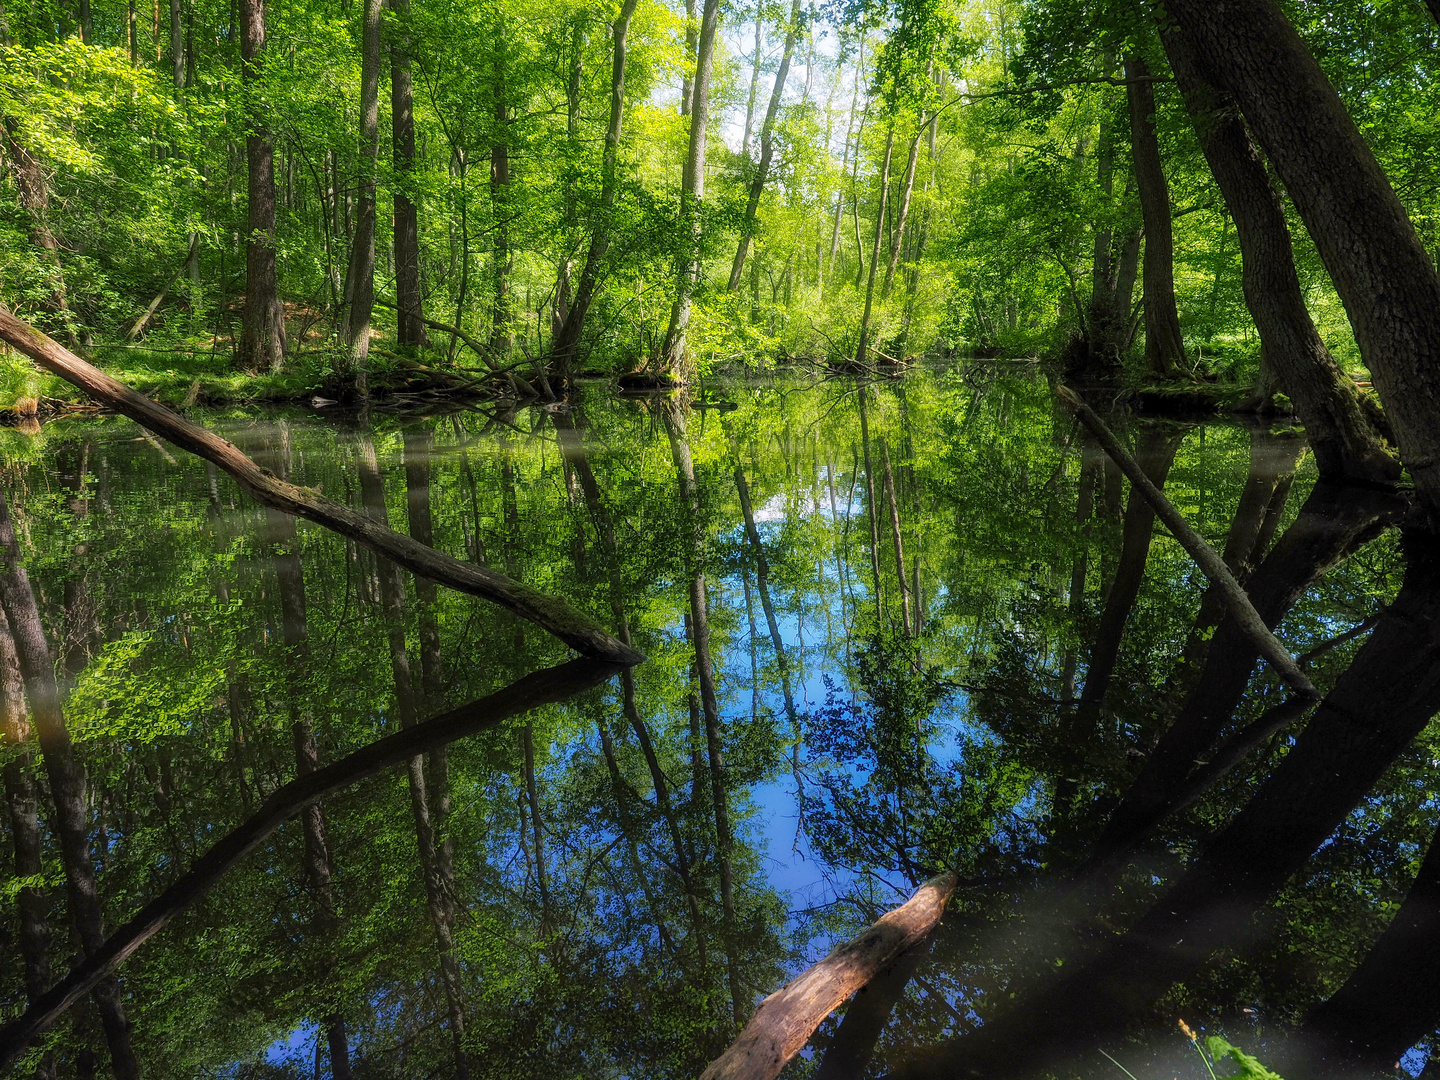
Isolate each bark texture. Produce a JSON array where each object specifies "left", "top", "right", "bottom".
[
  {"left": 701, "top": 872, "right": 957, "bottom": 1080},
  {"left": 390, "top": 0, "right": 429, "bottom": 348},
  {"left": 656, "top": 0, "right": 722, "bottom": 372},
  {"left": 239, "top": 0, "right": 286, "bottom": 372},
  {"left": 1161, "top": 0, "right": 1440, "bottom": 515},
  {"left": 343, "top": 0, "right": 383, "bottom": 386},
  {"left": 1160, "top": 26, "right": 1397, "bottom": 486}
]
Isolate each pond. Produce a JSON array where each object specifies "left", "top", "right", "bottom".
[{"left": 0, "top": 367, "right": 1427, "bottom": 1080}]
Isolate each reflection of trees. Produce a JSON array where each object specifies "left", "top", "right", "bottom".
[{"left": 9, "top": 370, "right": 1440, "bottom": 1080}]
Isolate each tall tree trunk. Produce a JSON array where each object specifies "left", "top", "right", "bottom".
[
  {"left": 0, "top": 120, "right": 73, "bottom": 339},
  {"left": 656, "top": 0, "right": 722, "bottom": 373},
  {"left": 855, "top": 128, "right": 894, "bottom": 367},
  {"left": 169, "top": 0, "right": 182, "bottom": 86},
  {"left": 390, "top": 0, "right": 428, "bottom": 349},
  {"left": 1160, "top": 0, "right": 1440, "bottom": 515},
  {"left": 741, "top": 0, "right": 763, "bottom": 155},
  {"left": 354, "top": 429, "right": 469, "bottom": 1079},
  {"left": 897, "top": 541, "right": 1440, "bottom": 1080},
  {"left": 490, "top": 82, "right": 513, "bottom": 356},
  {"left": 0, "top": 606, "right": 56, "bottom": 1080},
  {"left": 1297, "top": 817, "right": 1440, "bottom": 1075},
  {"left": 1161, "top": 28, "right": 1397, "bottom": 486},
  {"left": 858, "top": 388, "right": 885, "bottom": 620},
  {"left": 727, "top": 0, "right": 802, "bottom": 290},
  {"left": 680, "top": 0, "right": 697, "bottom": 116},
  {"left": 1126, "top": 54, "right": 1185, "bottom": 379},
  {"left": 879, "top": 437, "right": 912, "bottom": 634},
  {"left": 551, "top": 409, "right": 709, "bottom": 963},
  {"left": 881, "top": 130, "right": 920, "bottom": 300},
  {"left": 239, "top": 0, "right": 286, "bottom": 372},
  {"left": 0, "top": 491, "right": 140, "bottom": 1080},
  {"left": 549, "top": 0, "right": 641, "bottom": 366},
  {"left": 343, "top": 0, "right": 383, "bottom": 391},
  {"left": 664, "top": 404, "right": 746, "bottom": 1030}
]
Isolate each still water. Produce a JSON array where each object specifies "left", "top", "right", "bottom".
[{"left": 0, "top": 368, "right": 1429, "bottom": 1080}]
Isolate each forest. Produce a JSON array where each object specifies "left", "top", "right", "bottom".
[{"left": 6, "top": 0, "right": 1440, "bottom": 1077}]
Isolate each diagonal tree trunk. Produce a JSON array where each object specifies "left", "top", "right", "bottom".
[
  {"left": 1159, "top": 0, "right": 1440, "bottom": 514},
  {"left": 1160, "top": 26, "right": 1398, "bottom": 486}
]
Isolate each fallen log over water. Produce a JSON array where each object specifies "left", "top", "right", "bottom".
[
  {"left": 699, "top": 871, "right": 958, "bottom": 1080},
  {"left": 0, "top": 308, "right": 642, "bottom": 665},
  {"left": 0, "top": 657, "right": 622, "bottom": 1071}
]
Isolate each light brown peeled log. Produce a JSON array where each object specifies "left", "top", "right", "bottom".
[
  {"left": 0, "top": 307, "right": 642, "bottom": 665},
  {"left": 699, "top": 870, "right": 958, "bottom": 1080}
]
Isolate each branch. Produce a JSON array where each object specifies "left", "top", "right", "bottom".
[
  {"left": 1056, "top": 385, "right": 1318, "bottom": 700},
  {"left": 0, "top": 658, "right": 622, "bottom": 1071}
]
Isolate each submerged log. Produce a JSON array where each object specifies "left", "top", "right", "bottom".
[
  {"left": 0, "top": 657, "right": 622, "bottom": 1071},
  {"left": 0, "top": 308, "right": 643, "bottom": 665},
  {"left": 699, "top": 871, "right": 958, "bottom": 1080}
]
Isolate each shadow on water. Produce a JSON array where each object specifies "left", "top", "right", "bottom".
[{"left": 0, "top": 368, "right": 1438, "bottom": 1080}]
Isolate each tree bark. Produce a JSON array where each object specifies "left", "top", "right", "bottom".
[
  {"left": 390, "top": 0, "right": 428, "bottom": 349},
  {"left": 1297, "top": 817, "right": 1440, "bottom": 1075},
  {"left": 656, "top": 0, "right": 722, "bottom": 372},
  {"left": 701, "top": 872, "right": 957, "bottom": 1080},
  {"left": 239, "top": 0, "right": 286, "bottom": 372},
  {"left": 1126, "top": 54, "right": 1185, "bottom": 379},
  {"left": 0, "top": 309, "right": 643, "bottom": 663},
  {"left": 1160, "top": 0, "right": 1440, "bottom": 515},
  {"left": 0, "top": 491, "right": 140, "bottom": 1080},
  {"left": 895, "top": 541, "right": 1440, "bottom": 1080},
  {"left": 881, "top": 131, "right": 920, "bottom": 301},
  {"left": 549, "top": 0, "right": 641, "bottom": 367},
  {"left": 1160, "top": 27, "right": 1397, "bottom": 485},
  {"left": 343, "top": 0, "right": 383, "bottom": 389},
  {"left": 855, "top": 129, "right": 895, "bottom": 367},
  {"left": 728, "top": 0, "right": 802, "bottom": 291}
]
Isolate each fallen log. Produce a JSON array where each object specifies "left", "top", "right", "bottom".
[
  {"left": 1056, "top": 384, "right": 1318, "bottom": 700},
  {"left": 700, "top": 871, "right": 959, "bottom": 1080},
  {"left": 0, "top": 307, "right": 643, "bottom": 665},
  {"left": 0, "top": 657, "right": 622, "bottom": 1072}
]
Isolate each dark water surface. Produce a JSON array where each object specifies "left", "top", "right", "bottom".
[{"left": 0, "top": 369, "right": 1430, "bottom": 1080}]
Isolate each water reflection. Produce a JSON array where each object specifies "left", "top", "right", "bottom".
[{"left": 0, "top": 370, "right": 1433, "bottom": 1080}]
